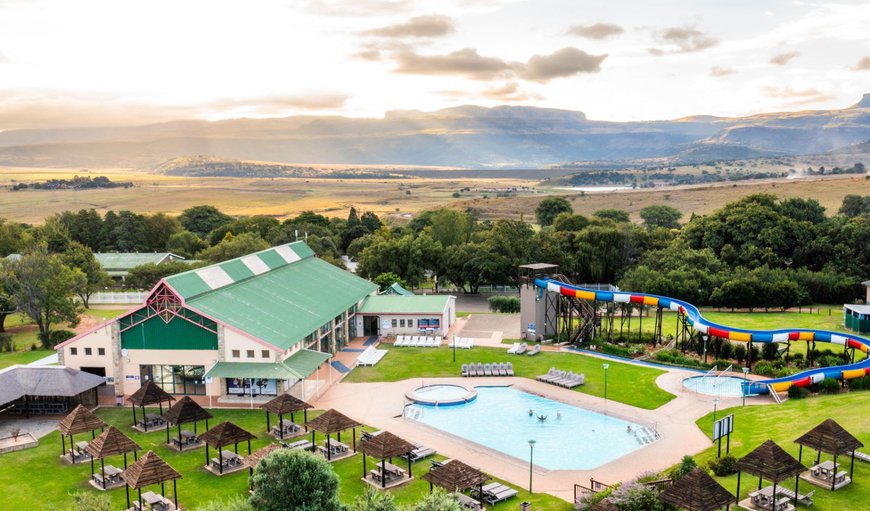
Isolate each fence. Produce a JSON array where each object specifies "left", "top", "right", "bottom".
[{"left": 89, "top": 291, "right": 148, "bottom": 305}]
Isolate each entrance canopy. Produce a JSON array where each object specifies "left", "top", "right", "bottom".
[{"left": 205, "top": 350, "right": 330, "bottom": 381}]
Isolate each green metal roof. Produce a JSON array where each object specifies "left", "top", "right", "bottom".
[
  {"left": 95, "top": 253, "right": 183, "bottom": 271},
  {"left": 358, "top": 295, "right": 451, "bottom": 314},
  {"left": 204, "top": 350, "right": 331, "bottom": 380},
  {"left": 382, "top": 282, "right": 414, "bottom": 296},
  {"left": 161, "top": 241, "right": 376, "bottom": 350}
]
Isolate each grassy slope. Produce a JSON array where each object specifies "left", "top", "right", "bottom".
[
  {"left": 0, "top": 408, "right": 570, "bottom": 511},
  {"left": 691, "top": 392, "right": 870, "bottom": 511},
  {"left": 344, "top": 346, "right": 675, "bottom": 410}
]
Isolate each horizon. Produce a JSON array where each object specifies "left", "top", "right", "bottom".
[{"left": 1, "top": 0, "right": 869, "bottom": 130}]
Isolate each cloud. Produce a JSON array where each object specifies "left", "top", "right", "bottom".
[
  {"left": 762, "top": 86, "right": 834, "bottom": 106},
  {"left": 769, "top": 51, "right": 800, "bottom": 65},
  {"left": 520, "top": 47, "right": 607, "bottom": 82},
  {"left": 293, "top": 0, "right": 415, "bottom": 17},
  {"left": 208, "top": 94, "right": 349, "bottom": 112},
  {"left": 854, "top": 56, "right": 870, "bottom": 71},
  {"left": 566, "top": 23, "right": 624, "bottom": 40},
  {"left": 709, "top": 66, "right": 735, "bottom": 77},
  {"left": 364, "top": 14, "right": 455, "bottom": 38},
  {"left": 648, "top": 26, "right": 718, "bottom": 55},
  {"left": 441, "top": 81, "right": 542, "bottom": 102}
]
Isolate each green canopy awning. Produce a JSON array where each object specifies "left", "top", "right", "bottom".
[{"left": 205, "top": 349, "right": 331, "bottom": 380}]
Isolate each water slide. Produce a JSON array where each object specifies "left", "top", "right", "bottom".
[{"left": 535, "top": 278, "right": 870, "bottom": 395}]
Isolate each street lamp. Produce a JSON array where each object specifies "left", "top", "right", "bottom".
[
  {"left": 602, "top": 364, "right": 609, "bottom": 402},
  {"left": 452, "top": 334, "right": 456, "bottom": 363},
  {"left": 742, "top": 367, "right": 750, "bottom": 407},
  {"left": 702, "top": 334, "right": 709, "bottom": 364},
  {"left": 528, "top": 440, "right": 536, "bottom": 493},
  {"left": 713, "top": 398, "right": 719, "bottom": 423}
]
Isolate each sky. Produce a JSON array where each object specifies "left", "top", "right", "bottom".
[{"left": 0, "top": 0, "right": 868, "bottom": 129}]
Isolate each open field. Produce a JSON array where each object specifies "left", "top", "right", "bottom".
[
  {"left": 693, "top": 391, "right": 870, "bottom": 511},
  {"left": 344, "top": 345, "right": 675, "bottom": 410},
  {"left": 0, "top": 407, "right": 570, "bottom": 511}
]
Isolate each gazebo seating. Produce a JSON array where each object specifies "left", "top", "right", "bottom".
[
  {"left": 795, "top": 418, "right": 863, "bottom": 491},
  {"left": 58, "top": 405, "right": 106, "bottom": 464}
]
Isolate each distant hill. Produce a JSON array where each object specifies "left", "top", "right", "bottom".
[
  {"left": 0, "top": 95, "right": 868, "bottom": 169},
  {"left": 155, "top": 156, "right": 407, "bottom": 179}
]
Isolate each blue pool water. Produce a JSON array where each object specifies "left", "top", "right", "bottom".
[
  {"left": 683, "top": 376, "right": 746, "bottom": 397},
  {"left": 405, "top": 386, "right": 655, "bottom": 470}
]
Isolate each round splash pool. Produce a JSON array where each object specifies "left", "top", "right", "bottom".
[
  {"left": 683, "top": 376, "right": 747, "bottom": 397},
  {"left": 406, "top": 384, "right": 477, "bottom": 406}
]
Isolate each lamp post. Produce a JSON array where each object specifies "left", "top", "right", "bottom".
[
  {"left": 702, "top": 334, "right": 709, "bottom": 364},
  {"left": 602, "top": 364, "right": 609, "bottom": 402},
  {"left": 452, "top": 334, "right": 456, "bottom": 363},
  {"left": 742, "top": 367, "right": 750, "bottom": 407},
  {"left": 528, "top": 440, "right": 536, "bottom": 493},
  {"left": 713, "top": 398, "right": 719, "bottom": 423}
]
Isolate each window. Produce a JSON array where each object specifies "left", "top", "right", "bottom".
[
  {"left": 98, "top": 348, "right": 105, "bottom": 356},
  {"left": 232, "top": 349, "right": 240, "bottom": 358},
  {"left": 391, "top": 319, "right": 397, "bottom": 328},
  {"left": 409, "top": 319, "right": 415, "bottom": 328},
  {"left": 261, "top": 350, "right": 270, "bottom": 359},
  {"left": 139, "top": 365, "right": 206, "bottom": 395},
  {"left": 70, "top": 348, "right": 77, "bottom": 355},
  {"left": 246, "top": 350, "right": 255, "bottom": 358},
  {"left": 399, "top": 319, "right": 405, "bottom": 328},
  {"left": 84, "top": 348, "right": 92, "bottom": 356}
]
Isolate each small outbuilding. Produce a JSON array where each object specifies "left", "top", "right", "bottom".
[
  {"left": 844, "top": 304, "right": 870, "bottom": 334},
  {"left": 356, "top": 294, "right": 456, "bottom": 337}
]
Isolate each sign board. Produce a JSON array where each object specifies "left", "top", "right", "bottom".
[
  {"left": 204, "top": 376, "right": 213, "bottom": 384},
  {"left": 381, "top": 319, "right": 391, "bottom": 329},
  {"left": 713, "top": 414, "right": 734, "bottom": 441},
  {"left": 528, "top": 322, "right": 537, "bottom": 335}
]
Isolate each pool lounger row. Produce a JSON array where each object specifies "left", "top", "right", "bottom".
[
  {"left": 394, "top": 335, "right": 443, "bottom": 347},
  {"left": 471, "top": 482, "right": 519, "bottom": 505},
  {"left": 506, "top": 342, "right": 541, "bottom": 356},
  {"left": 357, "top": 346, "right": 388, "bottom": 366},
  {"left": 537, "top": 368, "right": 585, "bottom": 388},
  {"left": 448, "top": 337, "right": 475, "bottom": 349},
  {"left": 462, "top": 362, "right": 514, "bottom": 377}
]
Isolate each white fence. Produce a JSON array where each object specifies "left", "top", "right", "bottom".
[{"left": 89, "top": 291, "right": 148, "bottom": 305}]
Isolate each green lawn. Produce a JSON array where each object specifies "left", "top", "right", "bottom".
[
  {"left": 691, "top": 392, "right": 870, "bottom": 511},
  {"left": 0, "top": 407, "right": 570, "bottom": 511},
  {"left": 344, "top": 345, "right": 675, "bottom": 410}
]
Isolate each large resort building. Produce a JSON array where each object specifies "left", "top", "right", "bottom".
[{"left": 58, "top": 241, "right": 453, "bottom": 405}]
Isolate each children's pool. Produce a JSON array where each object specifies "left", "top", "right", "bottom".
[
  {"left": 404, "top": 386, "right": 656, "bottom": 470},
  {"left": 683, "top": 376, "right": 746, "bottom": 397}
]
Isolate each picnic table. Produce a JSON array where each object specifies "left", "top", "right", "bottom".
[
  {"left": 140, "top": 490, "right": 170, "bottom": 511},
  {"left": 749, "top": 487, "right": 794, "bottom": 511},
  {"left": 810, "top": 460, "right": 839, "bottom": 479},
  {"left": 141, "top": 413, "right": 165, "bottom": 428},
  {"left": 274, "top": 418, "right": 302, "bottom": 434},
  {"left": 282, "top": 439, "right": 314, "bottom": 450},
  {"left": 93, "top": 465, "right": 123, "bottom": 488},
  {"left": 318, "top": 440, "right": 349, "bottom": 456},
  {"left": 172, "top": 430, "right": 200, "bottom": 448},
  {"left": 211, "top": 450, "right": 242, "bottom": 470}
]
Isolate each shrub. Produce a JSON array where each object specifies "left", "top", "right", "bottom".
[
  {"left": 487, "top": 295, "right": 520, "bottom": 313},
  {"left": 49, "top": 329, "right": 75, "bottom": 346},
  {"left": 412, "top": 489, "right": 464, "bottom": 511},
  {"left": 0, "top": 334, "right": 13, "bottom": 353},
  {"left": 819, "top": 378, "right": 841, "bottom": 395},
  {"left": 250, "top": 450, "right": 342, "bottom": 511},
  {"left": 667, "top": 455, "right": 698, "bottom": 481},
  {"left": 788, "top": 385, "right": 810, "bottom": 400},
  {"left": 754, "top": 362, "right": 776, "bottom": 377},
  {"left": 708, "top": 454, "right": 738, "bottom": 476},
  {"left": 733, "top": 345, "right": 747, "bottom": 363},
  {"left": 350, "top": 487, "right": 401, "bottom": 511},
  {"left": 600, "top": 343, "right": 632, "bottom": 358},
  {"left": 711, "top": 359, "right": 733, "bottom": 369},
  {"left": 762, "top": 343, "right": 778, "bottom": 361},
  {"left": 848, "top": 376, "right": 870, "bottom": 391},
  {"left": 655, "top": 351, "right": 674, "bottom": 363},
  {"left": 609, "top": 479, "right": 665, "bottom": 511}
]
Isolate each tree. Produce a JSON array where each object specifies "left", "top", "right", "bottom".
[
  {"left": 372, "top": 272, "right": 409, "bottom": 291},
  {"left": 62, "top": 241, "right": 111, "bottom": 308},
  {"left": 31, "top": 216, "right": 71, "bottom": 253},
  {"left": 126, "top": 261, "right": 201, "bottom": 290},
  {"left": 0, "top": 218, "right": 30, "bottom": 257},
  {"left": 426, "top": 208, "right": 474, "bottom": 247},
  {"left": 551, "top": 212, "right": 589, "bottom": 232},
  {"left": 413, "top": 490, "right": 464, "bottom": 511},
  {"left": 349, "top": 487, "right": 401, "bottom": 511},
  {"left": 166, "top": 231, "right": 208, "bottom": 259},
  {"left": 360, "top": 211, "right": 382, "bottom": 232},
  {"left": 143, "top": 213, "right": 182, "bottom": 251},
  {"left": 179, "top": 205, "right": 232, "bottom": 238},
  {"left": 57, "top": 209, "right": 103, "bottom": 250},
  {"left": 197, "top": 233, "right": 270, "bottom": 263},
  {"left": 0, "top": 274, "right": 14, "bottom": 333},
  {"left": 639, "top": 205, "right": 682, "bottom": 229},
  {"left": 347, "top": 207, "right": 361, "bottom": 228},
  {"left": 593, "top": 209, "right": 630, "bottom": 223},
  {"left": 249, "top": 449, "right": 342, "bottom": 511},
  {"left": 207, "top": 216, "right": 280, "bottom": 246},
  {"left": 535, "top": 197, "right": 572, "bottom": 227},
  {"left": 838, "top": 194, "right": 867, "bottom": 218},
  {"left": 6, "top": 246, "right": 84, "bottom": 344}
]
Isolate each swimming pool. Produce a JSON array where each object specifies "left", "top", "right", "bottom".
[
  {"left": 404, "top": 386, "right": 656, "bottom": 470},
  {"left": 406, "top": 384, "right": 477, "bottom": 405},
  {"left": 683, "top": 376, "right": 747, "bottom": 397}
]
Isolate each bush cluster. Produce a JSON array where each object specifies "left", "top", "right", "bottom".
[
  {"left": 487, "top": 295, "right": 520, "bottom": 313},
  {"left": 708, "top": 454, "right": 738, "bottom": 476}
]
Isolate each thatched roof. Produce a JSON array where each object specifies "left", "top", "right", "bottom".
[
  {"left": 358, "top": 431, "right": 416, "bottom": 460},
  {"left": 200, "top": 421, "right": 257, "bottom": 448},
  {"left": 244, "top": 444, "right": 281, "bottom": 469},
  {"left": 163, "top": 396, "right": 212, "bottom": 426},
  {"left": 590, "top": 499, "right": 619, "bottom": 511},
  {"left": 305, "top": 409, "right": 360, "bottom": 435},
  {"left": 422, "top": 460, "right": 488, "bottom": 492},
  {"left": 794, "top": 419, "right": 865, "bottom": 456},
  {"left": 121, "top": 451, "right": 181, "bottom": 489},
  {"left": 85, "top": 426, "right": 141, "bottom": 459},
  {"left": 0, "top": 366, "right": 106, "bottom": 407},
  {"left": 58, "top": 404, "right": 107, "bottom": 435},
  {"left": 261, "top": 393, "right": 311, "bottom": 415},
  {"left": 737, "top": 440, "right": 806, "bottom": 483},
  {"left": 128, "top": 381, "right": 175, "bottom": 406},
  {"left": 658, "top": 468, "right": 733, "bottom": 511}
]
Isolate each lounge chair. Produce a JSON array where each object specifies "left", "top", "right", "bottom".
[
  {"left": 461, "top": 364, "right": 469, "bottom": 377},
  {"left": 544, "top": 370, "right": 566, "bottom": 384},
  {"left": 483, "top": 363, "right": 493, "bottom": 376},
  {"left": 476, "top": 363, "right": 484, "bottom": 376},
  {"left": 564, "top": 373, "right": 585, "bottom": 388},
  {"left": 856, "top": 451, "right": 870, "bottom": 463},
  {"left": 395, "top": 336, "right": 405, "bottom": 346},
  {"left": 527, "top": 344, "right": 541, "bottom": 356},
  {"left": 402, "top": 445, "right": 436, "bottom": 462},
  {"left": 434, "top": 336, "right": 443, "bottom": 345},
  {"left": 516, "top": 342, "right": 528, "bottom": 355},
  {"left": 506, "top": 362, "right": 515, "bottom": 376},
  {"left": 493, "top": 363, "right": 504, "bottom": 376},
  {"left": 506, "top": 342, "right": 520, "bottom": 354},
  {"left": 553, "top": 371, "right": 576, "bottom": 387},
  {"left": 480, "top": 483, "right": 518, "bottom": 505},
  {"left": 537, "top": 368, "right": 557, "bottom": 382}
]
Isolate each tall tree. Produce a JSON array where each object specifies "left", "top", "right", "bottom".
[
  {"left": 0, "top": 274, "right": 14, "bottom": 333},
  {"left": 535, "top": 197, "right": 573, "bottom": 227},
  {"left": 178, "top": 205, "right": 232, "bottom": 238},
  {"left": 143, "top": 213, "right": 182, "bottom": 251},
  {"left": 62, "top": 241, "right": 111, "bottom": 308},
  {"left": 593, "top": 208, "right": 630, "bottom": 223},
  {"left": 360, "top": 211, "right": 382, "bottom": 232},
  {"left": 166, "top": 231, "right": 208, "bottom": 258},
  {"left": 197, "top": 232, "right": 270, "bottom": 263},
  {"left": 57, "top": 209, "right": 103, "bottom": 249},
  {"left": 838, "top": 194, "right": 867, "bottom": 218},
  {"left": 639, "top": 204, "right": 682, "bottom": 229},
  {"left": 426, "top": 208, "right": 473, "bottom": 247},
  {"left": 31, "top": 216, "right": 71, "bottom": 253},
  {"left": 0, "top": 218, "right": 30, "bottom": 257}
]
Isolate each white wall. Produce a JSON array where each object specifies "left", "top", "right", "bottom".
[
  {"left": 62, "top": 326, "right": 113, "bottom": 374},
  {"left": 224, "top": 328, "right": 277, "bottom": 362}
]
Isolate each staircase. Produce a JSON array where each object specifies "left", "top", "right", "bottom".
[{"left": 552, "top": 273, "right": 599, "bottom": 345}]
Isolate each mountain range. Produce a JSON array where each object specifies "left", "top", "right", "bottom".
[{"left": 0, "top": 94, "right": 868, "bottom": 169}]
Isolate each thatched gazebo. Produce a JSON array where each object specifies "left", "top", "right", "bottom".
[
  {"left": 736, "top": 440, "right": 806, "bottom": 509},
  {"left": 163, "top": 396, "right": 213, "bottom": 450},
  {"left": 306, "top": 409, "right": 360, "bottom": 461},
  {"left": 129, "top": 381, "right": 174, "bottom": 432},
  {"left": 422, "top": 460, "right": 489, "bottom": 507},
  {"left": 57, "top": 404, "right": 106, "bottom": 463},
  {"left": 121, "top": 450, "right": 182, "bottom": 511},
  {"left": 84, "top": 426, "right": 141, "bottom": 490},
  {"left": 658, "top": 468, "right": 733, "bottom": 511},
  {"left": 795, "top": 418, "right": 864, "bottom": 489},
  {"left": 261, "top": 394, "right": 311, "bottom": 439},
  {"left": 200, "top": 421, "right": 257, "bottom": 475},
  {"left": 358, "top": 431, "right": 416, "bottom": 488}
]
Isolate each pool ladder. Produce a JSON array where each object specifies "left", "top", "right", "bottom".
[{"left": 633, "top": 426, "right": 660, "bottom": 446}]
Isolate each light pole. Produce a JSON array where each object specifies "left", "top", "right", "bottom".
[
  {"left": 602, "top": 364, "right": 609, "bottom": 402},
  {"left": 452, "top": 334, "right": 456, "bottom": 363},
  {"left": 528, "top": 440, "right": 536, "bottom": 493},
  {"left": 742, "top": 367, "right": 750, "bottom": 407},
  {"left": 713, "top": 398, "right": 719, "bottom": 423},
  {"left": 702, "top": 335, "right": 709, "bottom": 364}
]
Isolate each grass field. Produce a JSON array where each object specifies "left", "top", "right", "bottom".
[
  {"left": 0, "top": 407, "right": 571, "bottom": 511},
  {"left": 691, "top": 391, "right": 870, "bottom": 511},
  {"left": 344, "top": 345, "right": 675, "bottom": 410}
]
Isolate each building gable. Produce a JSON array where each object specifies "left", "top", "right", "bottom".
[{"left": 118, "top": 283, "right": 218, "bottom": 351}]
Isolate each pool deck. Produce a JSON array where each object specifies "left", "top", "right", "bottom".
[{"left": 314, "top": 368, "right": 776, "bottom": 503}]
